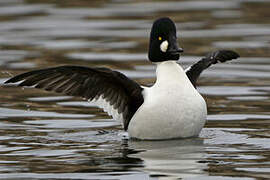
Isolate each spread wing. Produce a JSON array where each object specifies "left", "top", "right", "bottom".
[
  {"left": 4, "top": 66, "right": 144, "bottom": 130},
  {"left": 185, "top": 50, "right": 240, "bottom": 88}
]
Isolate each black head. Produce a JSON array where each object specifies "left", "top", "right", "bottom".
[{"left": 148, "top": 17, "right": 183, "bottom": 62}]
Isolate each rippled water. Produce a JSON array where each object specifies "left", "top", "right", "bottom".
[{"left": 0, "top": 0, "right": 270, "bottom": 179}]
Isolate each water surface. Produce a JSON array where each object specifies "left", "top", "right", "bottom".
[{"left": 0, "top": 0, "right": 270, "bottom": 179}]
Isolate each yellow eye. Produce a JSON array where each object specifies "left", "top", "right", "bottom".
[{"left": 158, "top": 37, "right": 162, "bottom": 41}]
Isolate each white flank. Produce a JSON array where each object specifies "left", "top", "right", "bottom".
[
  {"left": 128, "top": 61, "right": 207, "bottom": 140},
  {"left": 160, "top": 40, "right": 168, "bottom": 52}
]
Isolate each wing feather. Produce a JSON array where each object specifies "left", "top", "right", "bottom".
[
  {"left": 5, "top": 65, "right": 143, "bottom": 130},
  {"left": 185, "top": 50, "right": 240, "bottom": 88}
]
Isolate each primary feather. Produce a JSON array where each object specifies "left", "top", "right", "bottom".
[
  {"left": 5, "top": 66, "right": 144, "bottom": 130},
  {"left": 185, "top": 50, "right": 240, "bottom": 88}
]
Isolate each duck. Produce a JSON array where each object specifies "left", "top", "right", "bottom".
[{"left": 4, "top": 17, "right": 239, "bottom": 140}]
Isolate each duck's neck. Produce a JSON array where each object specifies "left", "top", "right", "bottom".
[
  {"left": 154, "top": 60, "right": 196, "bottom": 92},
  {"left": 155, "top": 61, "right": 186, "bottom": 83}
]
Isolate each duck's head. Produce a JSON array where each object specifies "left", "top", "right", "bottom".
[{"left": 148, "top": 17, "right": 183, "bottom": 62}]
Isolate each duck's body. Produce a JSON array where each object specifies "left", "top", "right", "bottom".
[
  {"left": 4, "top": 17, "right": 239, "bottom": 140},
  {"left": 129, "top": 61, "right": 207, "bottom": 140}
]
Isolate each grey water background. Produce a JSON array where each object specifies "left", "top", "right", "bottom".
[{"left": 0, "top": 0, "right": 270, "bottom": 179}]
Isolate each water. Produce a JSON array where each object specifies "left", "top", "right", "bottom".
[{"left": 0, "top": 0, "right": 270, "bottom": 179}]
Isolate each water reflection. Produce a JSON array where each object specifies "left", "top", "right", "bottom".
[{"left": 129, "top": 138, "right": 207, "bottom": 179}]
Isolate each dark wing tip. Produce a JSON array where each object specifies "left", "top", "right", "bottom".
[
  {"left": 218, "top": 50, "right": 240, "bottom": 61},
  {"left": 4, "top": 70, "right": 40, "bottom": 84},
  {"left": 5, "top": 75, "right": 23, "bottom": 84},
  {"left": 206, "top": 50, "right": 240, "bottom": 64},
  {"left": 4, "top": 79, "right": 12, "bottom": 84}
]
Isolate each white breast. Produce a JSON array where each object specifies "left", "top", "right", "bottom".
[{"left": 128, "top": 61, "right": 207, "bottom": 140}]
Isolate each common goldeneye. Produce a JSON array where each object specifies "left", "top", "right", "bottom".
[{"left": 5, "top": 17, "right": 239, "bottom": 140}]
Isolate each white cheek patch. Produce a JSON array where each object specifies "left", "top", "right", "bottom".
[{"left": 160, "top": 40, "right": 168, "bottom": 52}]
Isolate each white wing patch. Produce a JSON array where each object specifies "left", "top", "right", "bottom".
[
  {"left": 184, "top": 66, "right": 191, "bottom": 73},
  {"left": 91, "top": 96, "right": 124, "bottom": 123}
]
